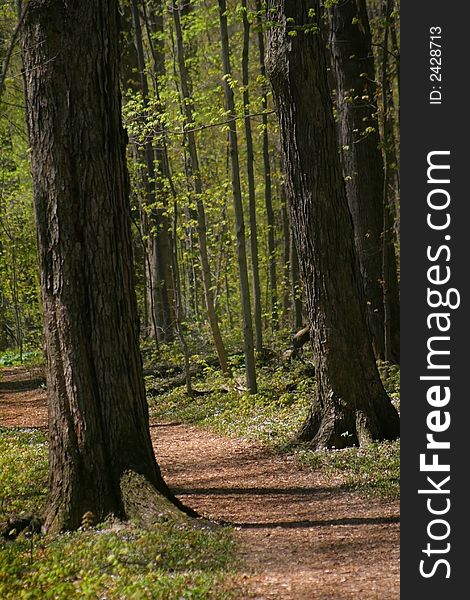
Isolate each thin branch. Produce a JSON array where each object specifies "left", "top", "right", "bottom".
[
  {"left": 0, "top": 1, "right": 30, "bottom": 100},
  {"left": 371, "top": 42, "right": 399, "bottom": 62},
  {"left": 145, "top": 109, "right": 275, "bottom": 139}
]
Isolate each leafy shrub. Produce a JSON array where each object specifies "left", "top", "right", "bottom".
[{"left": 0, "top": 350, "right": 44, "bottom": 367}]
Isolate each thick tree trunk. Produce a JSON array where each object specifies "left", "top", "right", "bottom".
[
  {"left": 266, "top": 0, "right": 399, "bottom": 448},
  {"left": 218, "top": 0, "right": 257, "bottom": 393},
  {"left": 21, "top": 0, "right": 192, "bottom": 532},
  {"left": 120, "top": 1, "right": 140, "bottom": 97},
  {"left": 242, "top": 0, "right": 263, "bottom": 353},
  {"left": 328, "top": 0, "right": 399, "bottom": 363}
]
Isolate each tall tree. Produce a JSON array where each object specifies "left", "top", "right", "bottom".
[
  {"left": 218, "top": 0, "right": 257, "bottom": 393},
  {"left": 130, "top": 0, "right": 174, "bottom": 343},
  {"left": 328, "top": 0, "right": 400, "bottom": 362},
  {"left": 20, "top": 0, "right": 191, "bottom": 531},
  {"left": 172, "top": 2, "right": 230, "bottom": 375},
  {"left": 241, "top": 0, "right": 263, "bottom": 352},
  {"left": 266, "top": 0, "right": 399, "bottom": 448},
  {"left": 378, "top": 0, "right": 400, "bottom": 362},
  {"left": 255, "top": 0, "right": 278, "bottom": 330}
]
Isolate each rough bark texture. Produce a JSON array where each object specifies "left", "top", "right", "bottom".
[
  {"left": 329, "top": 0, "right": 399, "bottom": 363},
  {"left": 120, "top": 0, "right": 140, "bottom": 96},
  {"left": 379, "top": 0, "right": 400, "bottom": 363},
  {"left": 280, "top": 179, "right": 291, "bottom": 319},
  {"left": 266, "top": 0, "right": 399, "bottom": 448},
  {"left": 21, "top": 0, "right": 191, "bottom": 531}
]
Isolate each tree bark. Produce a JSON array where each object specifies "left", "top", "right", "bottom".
[
  {"left": 280, "top": 178, "right": 291, "bottom": 320},
  {"left": 266, "top": 0, "right": 399, "bottom": 448},
  {"left": 218, "top": 0, "right": 257, "bottom": 393},
  {"left": 379, "top": 0, "right": 400, "bottom": 362},
  {"left": 21, "top": 0, "right": 192, "bottom": 532},
  {"left": 328, "top": 0, "right": 399, "bottom": 363}
]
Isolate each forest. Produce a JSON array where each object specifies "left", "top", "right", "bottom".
[{"left": 0, "top": 0, "right": 401, "bottom": 598}]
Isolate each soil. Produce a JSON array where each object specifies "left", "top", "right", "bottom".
[{"left": 0, "top": 367, "right": 399, "bottom": 599}]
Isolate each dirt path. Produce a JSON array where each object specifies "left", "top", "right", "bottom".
[
  {"left": 0, "top": 366, "right": 47, "bottom": 428},
  {"left": 153, "top": 424, "right": 399, "bottom": 600},
  {"left": 1, "top": 368, "right": 399, "bottom": 599}
]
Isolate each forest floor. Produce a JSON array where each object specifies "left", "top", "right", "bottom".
[{"left": 0, "top": 366, "right": 400, "bottom": 600}]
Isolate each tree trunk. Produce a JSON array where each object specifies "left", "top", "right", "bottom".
[
  {"left": 21, "top": 0, "right": 192, "bottom": 532},
  {"left": 170, "top": 196, "right": 193, "bottom": 397},
  {"left": 242, "top": 0, "right": 263, "bottom": 353},
  {"left": 266, "top": 0, "right": 399, "bottom": 448},
  {"left": 255, "top": 0, "right": 278, "bottom": 330},
  {"left": 328, "top": 0, "right": 399, "bottom": 363},
  {"left": 119, "top": 0, "right": 140, "bottom": 97},
  {"left": 131, "top": 0, "right": 174, "bottom": 343},
  {"left": 218, "top": 0, "right": 257, "bottom": 393},
  {"left": 120, "top": 2, "right": 152, "bottom": 336},
  {"left": 379, "top": 0, "right": 400, "bottom": 362},
  {"left": 172, "top": 2, "right": 231, "bottom": 376}
]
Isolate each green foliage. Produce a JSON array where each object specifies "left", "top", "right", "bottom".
[
  {"left": 0, "top": 428, "right": 48, "bottom": 517},
  {"left": 0, "top": 520, "right": 235, "bottom": 599},
  {"left": 149, "top": 361, "right": 312, "bottom": 447},
  {"left": 294, "top": 441, "right": 400, "bottom": 500},
  {"left": 0, "top": 349, "right": 44, "bottom": 367},
  {"left": 0, "top": 428, "right": 236, "bottom": 599},
  {"left": 378, "top": 362, "right": 401, "bottom": 410}
]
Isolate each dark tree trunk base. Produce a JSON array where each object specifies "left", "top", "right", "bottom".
[
  {"left": 296, "top": 392, "right": 400, "bottom": 450},
  {"left": 120, "top": 471, "right": 198, "bottom": 526},
  {"left": 43, "top": 471, "right": 198, "bottom": 534}
]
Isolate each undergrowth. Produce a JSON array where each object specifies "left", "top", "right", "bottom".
[
  {"left": 0, "top": 350, "right": 44, "bottom": 368},
  {"left": 0, "top": 429, "right": 48, "bottom": 516},
  {"left": 0, "top": 346, "right": 400, "bottom": 597},
  {"left": 148, "top": 353, "right": 400, "bottom": 500},
  {"left": 0, "top": 428, "right": 236, "bottom": 599},
  {"left": 294, "top": 440, "right": 400, "bottom": 499},
  {"left": 149, "top": 361, "right": 313, "bottom": 447}
]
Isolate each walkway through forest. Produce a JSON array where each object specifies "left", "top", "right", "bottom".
[{"left": 1, "top": 367, "right": 399, "bottom": 599}]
